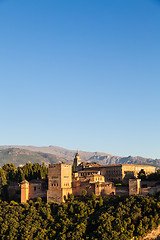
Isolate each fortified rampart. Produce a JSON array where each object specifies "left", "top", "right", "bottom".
[{"left": 20, "top": 179, "right": 47, "bottom": 203}]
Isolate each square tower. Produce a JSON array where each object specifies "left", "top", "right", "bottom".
[
  {"left": 47, "top": 163, "right": 72, "bottom": 203},
  {"left": 129, "top": 179, "right": 141, "bottom": 195},
  {"left": 20, "top": 180, "right": 29, "bottom": 203}
]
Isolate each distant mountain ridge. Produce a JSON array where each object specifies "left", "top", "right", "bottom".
[
  {"left": 0, "top": 147, "right": 68, "bottom": 167},
  {"left": 0, "top": 145, "right": 160, "bottom": 168}
]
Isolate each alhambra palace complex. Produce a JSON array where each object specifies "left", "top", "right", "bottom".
[{"left": 4, "top": 153, "right": 159, "bottom": 204}]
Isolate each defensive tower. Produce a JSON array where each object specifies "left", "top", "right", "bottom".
[{"left": 47, "top": 163, "right": 72, "bottom": 203}]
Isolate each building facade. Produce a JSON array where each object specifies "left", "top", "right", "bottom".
[
  {"left": 83, "top": 164, "right": 155, "bottom": 182},
  {"left": 47, "top": 163, "right": 72, "bottom": 203},
  {"left": 72, "top": 169, "right": 116, "bottom": 196}
]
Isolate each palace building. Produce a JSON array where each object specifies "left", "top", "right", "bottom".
[
  {"left": 82, "top": 164, "right": 155, "bottom": 182},
  {"left": 2, "top": 153, "right": 156, "bottom": 204}
]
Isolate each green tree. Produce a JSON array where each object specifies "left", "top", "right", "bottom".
[
  {"left": 82, "top": 189, "right": 87, "bottom": 197},
  {"left": 138, "top": 169, "right": 146, "bottom": 180}
]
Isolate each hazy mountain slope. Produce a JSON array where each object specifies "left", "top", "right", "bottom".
[
  {"left": 88, "top": 155, "right": 160, "bottom": 168},
  {"left": 0, "top": 145, "right": 121, "bottom": 163},
  {"left": 0, "top": 145, "right": 160, "bottom": 168},
  {"left": 0, "top": 148, "right": 67, "bottom": 167}
]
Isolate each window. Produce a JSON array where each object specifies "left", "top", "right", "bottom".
[{"left": 34, "top": 186, "right": 36, "bottom": 191}]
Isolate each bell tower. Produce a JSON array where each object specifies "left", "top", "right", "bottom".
[{"left": 74, "top": 152, "right": 81, "bottom": 171}]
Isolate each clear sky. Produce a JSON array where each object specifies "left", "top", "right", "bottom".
[{"left": 0, "top": 0, "right": 160, "bottom": 158}]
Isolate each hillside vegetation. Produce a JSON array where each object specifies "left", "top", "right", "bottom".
[{"left": 1, "top": 195, "right": 160, "bottom": 240}]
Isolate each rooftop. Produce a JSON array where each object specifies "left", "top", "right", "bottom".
[{"left": 89, "top": 164, "right": 155, "bottom": 168}]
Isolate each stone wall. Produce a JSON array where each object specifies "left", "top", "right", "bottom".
[
  {"left": 72, "top": 179, "right": 90, "bottom": 195},
  {"left": 140, "top": 186, "right": 160, "bottom": 196},
  {"left": 29, "top": 180, "right": 47, "bottom": 200},
  {"left": 8, "top": 182, "right": 21, "bottom": 201},
  {"left": 21, "top": 179, "right": 47, "bottom": 203},
  {"left": 94, "top": 182, "right": 116, "bottom": 196},
  {"left": 115, "top": 186, "right": 129, "bottom": 196}
]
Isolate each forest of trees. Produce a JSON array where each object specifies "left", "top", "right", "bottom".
[
  {"left": 0, "top": 194, "right": 160, "bottom": 239},
  {"left": 0, "top": 163, "right": 48, "bottom": 185}
]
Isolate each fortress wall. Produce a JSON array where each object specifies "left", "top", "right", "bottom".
[{"left": 29, "top": 182, "right": 47, "bottom": 199}]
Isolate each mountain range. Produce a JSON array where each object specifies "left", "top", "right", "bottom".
[{"left": 0, "top": 145, "right": 160, "bottom": 168}]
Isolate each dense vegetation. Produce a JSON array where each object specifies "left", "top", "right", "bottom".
[
  {"left": 138, "top": 169, "right": 160, "bottom": 182},
  {"left": 0, "top": 162, "right": 47, "bottom": 184},
  {"left": 0, "top": 194, "right": 160, "bottom": 240},
  {"left": 0, "top": 163, "right": 48, "bottom": 200}
]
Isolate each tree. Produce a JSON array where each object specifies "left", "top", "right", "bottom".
[
  {"left": 17, "top": 169, "right": 25, "bottom": 182},
  {"left": 68, "top": 194, "right": 74, "bottom": 202},
  {"left": 82, "top": 189, "right": 87, "bottom": 197},
  {"left": 91, "top": 192, "right": 96, "bottom": 201},
  {"left": 99, "top": 195, "right": 103, "bottom": 207},
  {"left": 138, "top": 169, "right": 146, "bottom": 180}
]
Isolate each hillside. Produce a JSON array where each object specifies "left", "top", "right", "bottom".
[
  {"left": 0, "top": 145, "right": 160, "bottom": 168},
  {"left": 0, "top": 148, "right": 68, "bottom": 167},
  {"left": 1, "top": 195, "right": 160, "bottom": 240}
]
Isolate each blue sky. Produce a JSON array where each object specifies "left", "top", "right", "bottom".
[{"left": 0, "top": 0, "right": 160, "bottom": 158}]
